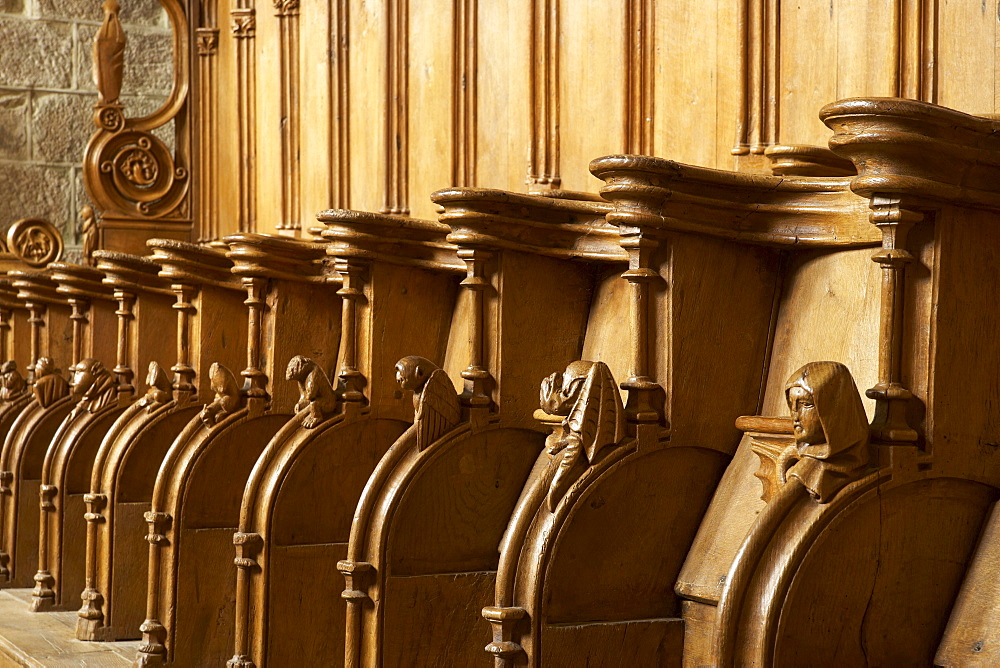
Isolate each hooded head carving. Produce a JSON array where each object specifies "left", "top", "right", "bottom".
[{"left": 784, "top": 361, "right": 870, "bottom": 503}]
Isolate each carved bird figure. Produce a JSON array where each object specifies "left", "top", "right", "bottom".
[{"left": 395, "top": 356, "right": 461, "bottom": 451}]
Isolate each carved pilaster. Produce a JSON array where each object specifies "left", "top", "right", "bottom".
[
  {"left": 196, "top": 27, "right": 219, "bottom": 240},
  {"left": 733, "top": 0, "right": 781, "bottom": 156},
  {"left": 624, "top": 0, "right": 654, "bottom": 155},
  {"left": 451, "top": 0, "right": 477, "bottom": 187},
  {"left": 232, "top": 5, "right": 257, "bottom": 232},
  {"left": 26, "top": 300, "right": 44, "bottom": 384},
  {"left": 895, "top": 0, "right": 937, "bottom": 102},
  {"left": 866, "top": 196, "right": 922, "bottom": 446},
  {"left": 229, "top": 531, "right": 263, "bottom": 668},
  {"left": 338, "top": 559, "right": 373, "bottom": 668},
  {"left": 136, "top": 510, "right": 171, "bottom": 666},
  {"left": 170, "top": 283, "right": 197, "bottom": 396},
  {"left": 275, "top": 0, "right": 301, "bottom": 231},
  {"left": 68, "top": 298, "right": 89, "bottom": 367},
  {"left": 527, "top": 0, "right": 560, "bottom": 190},
  {"left": 113, "top": 289, "right": 136, "bottom": 399},
  {"left": 329, "top": 0, "right": 351, "bottom": 208},
  {"left": 457, "top": 248, "right": 493, "bottom": 423},
  {"left": 335, "top": 260, "right": 367, "bottom": 408},
  {"left": 383, "top": 0, "right": 410, "bottom": 214},
  {"left": 241, "top": 277, "right": 270, "bottom": 414},
  {"left": 77, "top": 492, "right": 108, "bottom": 639},
  {"left": 29, "top": 484, "right": 59, "bottom": 612},
  {"left": 483, "top": 605, "right": 527, "bottom": 666}
]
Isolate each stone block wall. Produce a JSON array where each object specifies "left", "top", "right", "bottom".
[{"left": 0, "top": 0, "right": 172, "bottom": 259}]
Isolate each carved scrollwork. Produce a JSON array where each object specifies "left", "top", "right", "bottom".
[
  {"left": 90, "top": 132, "right": 188, "bottom": 218},
  {"left": 783, "top": 361, "right": 871, "bottom": 503},
  {"left": 286, "top": 355, "right": 339, "bottom": 429},
  {"left": 0, "top": 361, "right": 26, "bottom": 401},
  {"left": 200, "top": 362, "right": 242, "bottom": 426},
  {"left": 395, "top": 356, "right": 461, "bottom": 451},
  {"left": 138, "top": 361, "right": 172, "bottom": 411},
  {"left": 6, "top": 218, "right": 63, "bottom": 268},
  {"left": 32, "top": 358, "right": 69, "bottom": 408},
  {"left": 539, "top": 361, "right": 626, "bottom": 511}
]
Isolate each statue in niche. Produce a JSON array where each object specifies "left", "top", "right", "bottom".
[
  {"left": 70, "top": 358, "right": 117, "bottom": 415},
  {"left": 539, "top": 360, "right": 625, "bottom": 511},
  {"left": 783, "top": 361, "right": 871, "bottom": 503},
  {"left": 200, "top": 362, "right": 241, "bottom": 426},
  {"left": 32, "top": 358, "right": 69, "bottom": 408},
  {"left": 138, "top": 361, "right": 172, "bottom": 411},
  {"left": 0, "top": 361, "right": 26, "bottom": 401},
  {"left": 395, "top": 356, "right": 461, "bottom": 451},
  {"left": 79, "top": 206, "right": 98, "bottom": 266},
  {"left": 286, "top": 355, "right": 339, "bottom": 429}
]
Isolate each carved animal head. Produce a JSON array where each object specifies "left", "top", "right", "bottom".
[
  {"left": 139, "top": 360, "right": 172, "bottom": 409},
  {"left": 539, "top": 360, "right": 595, "bottom": 416},
  {"left": 1, "top": 360, "right": 16, "bottom": 375},
  {"left": 285, "top": 355, "right": 311, "bottom": 382},
  {"left": 395, "top": 356, "right": 438, "bottom": 393}
]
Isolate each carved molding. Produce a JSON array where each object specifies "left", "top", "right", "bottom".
[
  {"left": 527, "top": 0, "right": 560, "bottom": 189},
  {"left": 452, "top": 0, "right": 478, "bottom": 187},
  {"left": 383, "top": 0, "right": 410, "bottom": 214}
]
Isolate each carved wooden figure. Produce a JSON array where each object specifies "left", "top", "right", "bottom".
[
  {"left": 229, "top": 211, "right": 462, "bottom": 668},
  {"left": 78, "top": 243, "right": 247, "bottom": 642},
  {"left": 0, "top": 271, "right": 86, "bottom": 590},
  {"left": 135, "top": 234, "right": 339, "bottom": 666},
  {"left": 337, "top": 188, "right": 635, "bottom": 667}
]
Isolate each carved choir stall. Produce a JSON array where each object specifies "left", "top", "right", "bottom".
[{"left": 0, "top": 0, "right": 999, "bottom": 666}]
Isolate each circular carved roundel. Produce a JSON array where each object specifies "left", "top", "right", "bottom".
[{"left": 7, "top": 218, "right": 63, "bottom": 268}]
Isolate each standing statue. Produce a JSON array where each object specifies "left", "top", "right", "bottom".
[
  {"left": 0, "top": 361, "right": 26, "bottom": 401},
  {"left": 79, "top": 206, "right": 98, "bottom": 266},
  {"left": 783, "top": 361, "right": 871, "bottom": 503},
  {"left": 539, "top": 360, "right": 625, "bottom": 511},
  {"left": 32, "top": 358, "right": 69, "bottom": 408},
  {"left": 93, "top": 0, "right": 126, "bottom": 106}
]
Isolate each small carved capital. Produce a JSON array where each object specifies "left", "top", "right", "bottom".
[
  {"left": 273, "top": 0, "right": 299, "bottom": 16},
  {"left": 39, "top": 484, "right": 57, "bottom": 511},
  {"left": 232, "top": 531, "right": 264, "bottom": 569},
  {"left": 483, "top": 606, "right": 528, "bottom": 663},
  {"left": 231, "top": 8, "right": 256, "bottom": 38},
  {"left": 195, "top": 28, "right": 219, "bottom": 56},
  {"left": 338, "top": 560, "right": 373, "bottom": 602}
]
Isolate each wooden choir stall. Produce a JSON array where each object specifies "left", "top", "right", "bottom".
[{"left": 1, "top": 0, "right": 1000, "bottom": 666}]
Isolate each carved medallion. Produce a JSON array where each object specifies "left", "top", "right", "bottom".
[{"left": 7, "top": 218, "right": 63, "bottom": 268}]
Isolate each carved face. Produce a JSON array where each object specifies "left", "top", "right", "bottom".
[
  {"left": 787, "top": 385, "right": 825, "bottom": 447},
  {"left": 395, "top": 356, "right": 431, "bottom": 392},
  {"left": 540, "top": 360, "right": 593, "bottom": 416},
  {"left": 34, "top": 357, "right": 53, "bottom": 378},
  {"left": 71, "top": 360, "right": 97, "bottom": 399}
]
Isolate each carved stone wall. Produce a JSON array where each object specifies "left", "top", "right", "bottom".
[{"left": 0, "top": 0, "right": 172, "bottom": 257}]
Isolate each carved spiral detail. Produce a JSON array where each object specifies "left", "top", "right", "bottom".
[
  {"left": 6, "top": 218, "right": 63, "bottom": 267},
  {"left": 97, "top": 106, "right": 125, "bottom": 132},
  {"left": 87, "top": 130, "right": 188, "bottom": 218}
]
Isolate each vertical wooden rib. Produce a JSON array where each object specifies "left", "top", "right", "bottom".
[
  {"left": 383, "top": 0, "right": 409, "bottom": 214},
  {"left": 451, "top": 0, "right": 478, "bottom": 187},
  {"left": 232, "top": 4, "right": 257, "bottom": 233},
  {"left": 195, "top": 26, "right": 219, "bottom": 240},
  {"left": 276, "top": 1, "right": 301, "bottom": 230},
  {"left": 527, "top": 0, "right": 560, "bottom": 189},
  {"left": 896, "top": 0, "right": 938, "bottom": 102},
  {"left": 733, "top": 0, "right": 750, "bottom": 154},
  {"left": 762, "top": 0, "right": 779, "bottom": 148},
  {"left": 624, "top": 0, "right": 654, "bottom": 155},
  {"left": 330, "top": 0, "right": 350, "bottom": 208}
]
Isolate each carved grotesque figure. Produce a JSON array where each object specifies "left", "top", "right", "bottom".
[
  {"left": 784, "top": 361, "right": 870, "bottom": 503},
  {"left": 200, "top": 362, "right": 241, "bottom": 426},
  {"left": 32, "top": 358, "right": 69, "bottom": 408},
  {"left": 395, "top": 356, "right": 461, "bottom": 451},
  {"left": 71, "top": 358, "right": 117, "bottom": 414},
  {"left": 0, "top": 361, "right": 26, "bottom": 401},
  {"left": 286, "top": 355, "right": 339, "bottom": 429},
  {"left": 138, "top": 361, "right": 172, "bottom": 411},
  {"left": 539, "top": 360, "right": 625, "bottom": 511}
]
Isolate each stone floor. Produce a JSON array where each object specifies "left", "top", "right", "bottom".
[{"left": 0, "top": 589, "right": 140, "bottom": 667}]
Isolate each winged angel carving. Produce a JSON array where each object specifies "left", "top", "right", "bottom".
[
  {"left": 540, "top": 361, "right": 626, "bottom": 511},
  {"left": 395, "top": 356, "right": 461, "bottom": 451}
]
